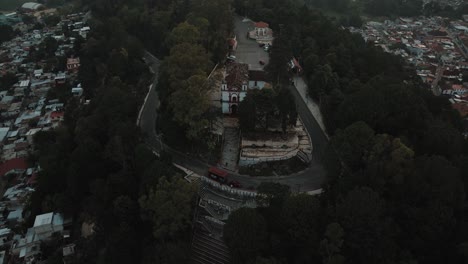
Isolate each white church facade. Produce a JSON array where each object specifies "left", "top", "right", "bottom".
[{"left": 221, "top": 63, "right": 268, "bottom": 114}]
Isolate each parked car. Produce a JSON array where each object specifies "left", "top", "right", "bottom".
[
  {"left": 229, "top": 181, "right": 242, "bottom": 188},
  {"left": 259, "top": 60, "right": 265, "bottom": 65},
  {"left": 227, "top": 55, "right": 236, "bottom": 60},
  {"left": 259, "top": 43, "right": 265, "bottom": 47}
]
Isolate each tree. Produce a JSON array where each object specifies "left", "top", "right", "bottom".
[
  {"left": 266, "top": 32, "right": 292, "bottom": 85},
  {"left": 320, "top": 223, "right": 345, "bottom": 264},
  {"left": 282, "top": 194, "right": 321, "bottom": 245},
  {"left": 43, "top": 14, "right": 61, "bottom": 27},
  {"left": 238, "top": 93, "right": 256, "bottom": 132},
  {"left": 0, "top": 72, "right": 18, "bottom": 91},
  {"left": 169, "top": 22, "right": 201, "bottom": 45},
  {"left": 224, "top": 208, "right": 268, "bottom": 263},
  {"left": 139, "top": 176, "right": 197, "bottom": 241},
  {"left": 275, "top": 87, "right": 298, "bottom": 132},
  {"left": 0, "top": 25, "right": 14, "bottom": 44},
  {"left": 420, "top": 119, "right": 464, "bottom": 157},
  {"left": 256, "top": 182, "right": 291, "bottom": 208},
  {"left": 166, "top": 43, "right": 212, "bottom": 89},
  {"left": 308, "top": 64, "right": 340, "bottom": 100},
  {"left": 331, "top": 121, "right": 375, "bottom": 171},
  {"left": 169, "top": 74, "right": 211, "bottom": 139},
  {"left": 337, "top": 187, "right": 397, "bottom": 263}
]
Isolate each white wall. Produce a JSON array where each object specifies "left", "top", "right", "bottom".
[
  {"left": 248, "top": 80, "right": 265, "bottom": 89},
  {"left": 221, "top": 91, "right": 229, "bottom": 101},
  {"left": 239, "top": 91, "right": 246, "bottom": 101},
  {"left": 222, "top": 103, "right": 230, "bottom": 113}
]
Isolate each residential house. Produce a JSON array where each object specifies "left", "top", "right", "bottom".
[
  {"left": 55, "top": 72, "right": 66, "bottom": 85},
  {"left": 249, "top": 21, "right": 274, "bottom": 45},
  {"left": 0, "top": 158, "right": 27, "bottom": 178},
  {"left": 66, "top": 58, "right": 80, "bottom": 73},
  {"left": 71, "top": 84, "right": 83, "bottom": 97},
  {"left": 11, "top": 212, "right": 68, "bottom": 260}
]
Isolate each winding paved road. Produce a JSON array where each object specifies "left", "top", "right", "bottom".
[{"left": 140, "top": 36, "right": 328, "bottom": 192}]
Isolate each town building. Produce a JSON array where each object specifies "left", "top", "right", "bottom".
[
  {"left": 249, "top": 21, "right": 274, "bottom": 45},
  {"left": 66, "top": 57, "right": 80, "bottom": 73},
  {"left": 221, "top": 63, "right": 249, "bottom": 114},
  {"left": 20, "top": 3, "right": 45, "bottom": 12}
]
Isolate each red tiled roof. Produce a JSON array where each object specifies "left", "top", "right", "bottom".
[
  {"left": 254, "top": 21, "right": 269, "bottom": 28},
  {"left": 0, "top": 158, "right": 28, "bottom": 177},
  {"left": 225, "top": 63, "right": 248, "bottom": 90},
  {"left": 50, "top": 111, "right": 64, "bottom": 119}
]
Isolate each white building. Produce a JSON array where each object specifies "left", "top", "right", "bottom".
[
  {"left": 11, "top": 212, "right": 67, "bottom": 260},
  {"left": 21, "top": 2, "right": 44, "bottom": 11},
  {"left": 221, "top": 63, "right": 249, "bottom": 114},
  {"left": 33, "top": 212, "right": 64, "bottom": 240},
  {"left": 254, "top": 22, "right": 269, "bottom": 36},
  {"left": 221, "top": 64, "right": 269, "bottom": 114}
]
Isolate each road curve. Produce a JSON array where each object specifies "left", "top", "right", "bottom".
[{"left": 140, "top": 52, "right": 328, "bottom": 192}]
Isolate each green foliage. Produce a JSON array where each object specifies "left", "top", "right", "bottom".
[
  {"left": 139, "top": 176, "right": 197, "bottom": 241},
  {"left": 168, "top": 22, "right": 201, "bottom": 45},
  {"left": 0, "top": 72, "right": 18, "bottom": 91},
  {"left": 224, "top": 208, "right": 269, "bottom": 263},
  {"left": 239, "top": 88, "right": 297, "bottom": 133},
  {"left": 226, "top": 2, "right": 468, "bottom": 264},
  {"left": 0, "top": 24, "right": 14, "bottom": 44},
  {"left": 43, "top": 14, "right": 61, "bottom": 27},
  {"left": 169, "top": 74, "right": 211, "bottom": 139},
  {"left": 282, "top": 194, "right": 321, "bottom": 245},
  {"left": 363, "top": 0, "right": 423, "bottom": 17},
  {"left": 330, "top": 121, "right": 375, "bottom": 171},
  {"left": 256, "top": 182, "right": 291, "bottom": 207},
  {"left": 320, "top": 223, "right": 345, "bottom": 264}
]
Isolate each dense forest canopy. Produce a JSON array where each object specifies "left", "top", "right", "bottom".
[
  {"left": 28, "top": 0, "right": 229, "bottom": 263},
  {"left": 227, "top": 0, "right": 468, "bottom": 264},
  {"left": 26, "top": 0, "right": 468, "bottom": 263}
]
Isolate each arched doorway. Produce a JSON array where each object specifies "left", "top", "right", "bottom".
[{"left": 231, "top": 104, "right": 238, "bottom": 114}]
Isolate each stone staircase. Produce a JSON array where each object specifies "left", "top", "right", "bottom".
[
  {"left": 220, "top": 127, "right": 240, "bottom": 171},
  {"left": 191, "top": 227, "right": 231, "bottom": 264}
]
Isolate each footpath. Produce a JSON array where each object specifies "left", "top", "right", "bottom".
[{"left": 293, "top": 76, "right": 329, "bottom": 139}]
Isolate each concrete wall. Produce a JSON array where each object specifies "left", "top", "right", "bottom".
[
  {"left": 239, "top": 149, "right": 298, "bottom": 166},
  {"left": 201, "top": 177, "right": 257, "bottom": 198}
]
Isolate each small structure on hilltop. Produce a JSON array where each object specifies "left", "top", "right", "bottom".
[
  {"left": 20, "top": 2, "right": 45, "bottom": 12},
  {"left": 66, "top": 57, "right": 80, "bottom": 73},
  {"left": 249, "top": 21, "right": 274, "bottom": 45}
]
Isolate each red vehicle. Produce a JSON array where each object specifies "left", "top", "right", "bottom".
[
  {"left": 259, "top": 60, "right": 265, "bottom": 65},
  {"left": 207, "top": 167, "right": 242, "bottom": 188},
  {"left": 229, "top": 181, "right": 242, "bottom": 188},
  {"left": 208, "top": 167, "right": 229, "bottom": 184}
]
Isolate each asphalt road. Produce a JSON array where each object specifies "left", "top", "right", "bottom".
[
  {"left": 232, "top": 17, "right": 269, "bottom": 71},
  {"left": 140, "top": 31, "right": 328, "bottom": 191}
]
